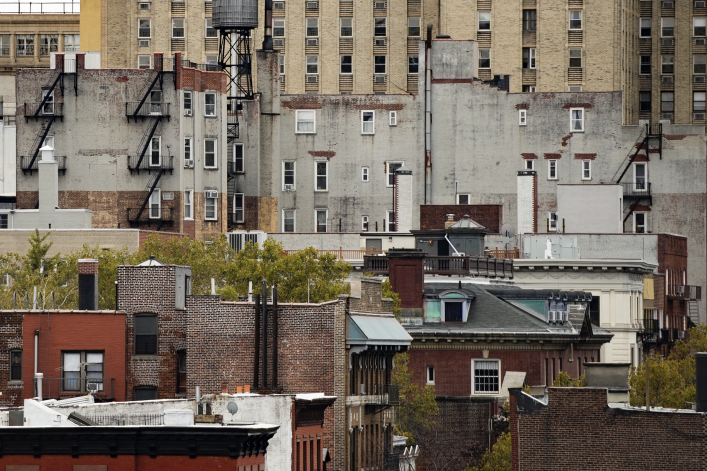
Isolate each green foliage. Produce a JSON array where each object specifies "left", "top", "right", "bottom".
[
  {"left": 466, "top": 433, "right": 512, "bottom": 471},
  {"left": 392, "top": 352, "right": 438, "bottom": 444},
  {"left": 552, "top": 371, "right": 585, "bottom": 387},
  {"left": 381, "top": 278, "right": 402, "bottom": 316}
]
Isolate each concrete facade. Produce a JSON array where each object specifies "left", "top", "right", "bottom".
[
  {"left": 0, "top": 111, "right": 15, "bottom": 197},
  {"left": 556, "top": 184, "right": 624, "bottom": 233}
]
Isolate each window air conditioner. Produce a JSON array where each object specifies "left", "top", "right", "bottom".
[
  {"left": 697, "top": 0, "right": 706, "bottom": 7},
  {"left": 662, "top": 38, "right": 674, "bottom": 46},
  {"left": 284, "top": 184, "right": 295, "bottom": 191},
  {"left": 568, "top": 85, "right": 582, "bottom": 92},
  {"left": 695, "top": 113, "right": 706, "bottom": 120},
  {"left": 139, "top": 39, "right": 150, "bottom": 47},
  {"left": 697, "top": 38, "right": 706, "bottom": 46},
  {"left": 273, "top": 1, "right": 285, "bottom": 8},
  {"left": 662, "top": 1, "right": 673, "bottom": 7},
  {"left": 662, "top": 75, "right": 674, "bottom": 83},
  {"left": 184, "top": 159, "right": 194, "bottom": 168},
  {"left": 695, "top": 75, "right": 706, "bottom": 83},
  {"left": 273, "top": 39, "right": 284, "bottom": 47},
  {"left": 375, "top": 38, "right": 386, "bottom": 46},
  {"left": 279, "top": 75, "right": 285, "bottom": 82},
  {"left": 374, "top": 1, "right": 386, "bottom": 8},
  {"left": 228, "top": 231, "right": 267, "bottom": 253},
  {"left": 306, "top": 1, "right": 318, "bottom": 8},
  {"left": 677, "top": 285, "right": 686, "bottom": 294},
  {"left": 306, "top": 38, "right": 318, "bottom": 46},
  {"left": 375, "top": 75, "right": 386, "bottom": 83},
  {"left": 205, "top": 190, "right": 219, "bottom": 199},
  {"left": 307, "top": 75, "right": 318, "bottom": 83},
  {"left": 185, "top": 109, "right": 192, "bottom": 116},
  {"left": 661, "top": 113, "right": 674, "bottom": 120}
]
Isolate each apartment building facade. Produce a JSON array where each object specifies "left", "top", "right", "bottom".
[{"left": 15, "top": 52, "right": 229, "bottom": 240}]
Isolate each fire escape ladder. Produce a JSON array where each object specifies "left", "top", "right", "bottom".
[
  {"left": 25, "top": 116, "right": 56, "bottom": 172},
  {"left": 34, "top": 72, "right": 63, "bottom": 118},
  {"left": 623, "top": 199, "right": 641, "bottom": 223},
  {"left": 132, "top": 71, "right": 163, "bottom": 119},
  {"left": 134, "top": 117, "right": 162, "bottom": 171},
  {"left": 133, "top": 170, "right": 164, "bottom": 224},
  {"left": 615, "top": 134, "right": 648, "bottom": 184}
]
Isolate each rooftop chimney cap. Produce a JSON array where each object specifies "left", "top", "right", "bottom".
[{"left": 446, "top": 214, "right": 455, "bottom": 221}]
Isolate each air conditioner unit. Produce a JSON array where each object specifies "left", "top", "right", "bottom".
[
  {"left": 695, "top": 113, "right": 706, "bottom": 120},
  {"left": 205, "top": 190, "right": 219, "bottom": 199},
  {"left": 662, "top": 38, "right": 674, "bottom": 46},
  {"left": 185, "top": 109, "right": 192, "bottom": 116},
  {"left": 662, "top": 75, "right": 674, "bottom": 83},
  {"left": 662, "top": 1, "right": 673, "bottom": 7},
  {"left": 228, "top": 231, "right": 267, "bottom": 253},
  {"left": 697, "top": 0, "right": 706, "bottom": 7},
  {"left": 697, "top": 38, "right": 706, "bottom": 46},
  {"left": 279, "top": 75, "right": 285, "bottom": 82},
  {"left": 284, "top": 184, "right": 295, "bottom": 191},
  {"left": 661, "top": 113, "right": 674, "bottom": 120},
  {"left": 184, "top": 159, "right": 194, "bottom": 168},
  {"left": 139, "top": 39, "right": 150, "bottom": 47},
  {"left": 548, "top": 311, "right": 557, "bottom": 323},
  {"left": 568, "top": 85, "right": 582, "bottom": 92},
  {"left": 273, "top": 1, "right": 285, "bottom": 8},
  {"left": 139, "top": 3, "right": 150, "bottom": 9},
  {"left": 677, "top": 285, "right": 686, "bottom": 294},
  {"left": 306, "top": 1, "right": 318, "bottom": 8},
  {"left": 695, "top": 75, "right": 706, "bottom": 83},
  {"left": 307, "top": 75, "right": 318, "bottom": 83},
  {"left": 374, "top": 75, "right": 386, "bottom": 83},
  {"left": 306, "top": 38, "right": 318, "bottom": 46},
  {"left": 374, "top": 1, "right": 386, "bottom": 8},
  {"left": 375, "top": 38, "right": 386, "bottom": 46},
  {"left": 360, "top": 384, "right": 366, "bottom": 395},
  {"left": 273, "top": 39, "right": 284, "bottom": 46}
]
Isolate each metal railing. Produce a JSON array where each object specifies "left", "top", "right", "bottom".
[
  {"left": 20, "top": 155, "right": 66, "bottom": 174},
  {"left": 647, "top": 122, "right": 662, "bottom": 137},
  {"left": 34, "top": 377, "right": 115, "bottom": 399},
  {"left": 228, "top": 160, "right": 243, "bottom": 175},
  {"left": 363, "top": 255, "right": 389, "bottom": 274},
  {"left": 82, "top": 413, "right": 164, "bottom": 426},
  {"left": 363, "top": 256, "right": 513, "bottom": 278},
  {"left": 621, "top": 182, "right": 652, "bottom": 198},
  {"left": 660, "top": 328, "right": 670, "bottom": 343},
  {"left": 0, "top": 2, "right": 80, "bottom": 14},
  {"left": 282, "top": 248, "right": 385, "bottom": 260},
  {"left": 177, "top": 58, "right": 221, "bottom": 72},
  {"left": 128, "top": 207, "right": 174, "bottom": 223},
  {"left": 641, "top": 318, "right": 659, "bottom": 335},
  {"left": 125, "top": 102, "right": 170, "bottom": 117},
  {"left": 672, "top": 285, "right": 702, "bottom": 301},
  {"left": 485, "top": 247, "right": 520, "bottom": 259},
  {"left": 39, "top": 45, "right": 58, "bottom": 56},
  {"left": 64, "top": 46, "right": 80, "bottom": 52},
  {"left": 16, "top": 46, "right": 33, "bottom": 56},
  {"left": 128, "top": 155, "right": 174, "bottom": 172},
  {"left": 1, "top": 115, "right": 15, "bottom": 125},
  {"left": 24, "top": 102, "right": 63, "bottom": 117}
]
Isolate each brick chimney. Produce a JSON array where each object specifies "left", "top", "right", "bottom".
[
  {"left": 76, "top": 52, "right": 85, "bottom": 71},
  {"left": 78, "top": 258, "right": 99, "bottom": 310},
  {"left": 444, "top": 214, "right": 455, "bottom": 229},
  {"left": 387, "top": 249, "right": 426, "bottom": 320}
]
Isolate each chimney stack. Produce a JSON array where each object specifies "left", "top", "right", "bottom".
[
  {"left": 444, "top": 214, "right": 455, "bottom": 229},
  {"left": 696, "top": 353, "right": 707, "bottom": 412},
  {"left": 387, "top": 249, "right": 426, "bottom": 321},
  {"left": 78, "top": 258, "right": 99, "bottom": 310}
]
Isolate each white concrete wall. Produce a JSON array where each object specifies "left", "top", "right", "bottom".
[
  {"left": 557, "top": 184, "right": 623, "bottom": 234},
  {"left": 517, "top": 173, "right": 535, "bottom": 234},
  {"left": 269, "top": 232, "right": 361, "bottom": 250},
  {"left": 0, "top": 117, "right": 16, "bottom": 196},
  {"left": 24, "top": 399, "right": 77, "bottom": 427}
]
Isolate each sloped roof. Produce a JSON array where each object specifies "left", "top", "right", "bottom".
[{"left": 348, "top": 314, "right": 413, "bottom": 346}]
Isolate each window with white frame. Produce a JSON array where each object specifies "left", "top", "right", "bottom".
[
  {"left": 184, "top": 91, "right": 192, "bottom": 114},
  {"left": 387, "top": 161, "right": 403, "bottom": 187},
  {"left": 661, "top": 91, "right": 674, "bottom": 112},
  {"left": 457, "top": 194, "right": 470, "bottom": 205},
  {"left": 519, "top": 109, "right": 527, "bottom": 125},
  {"left": 296, "top": 110, "right": 316, "bottom": 133},
  {"left": 408, "top": 17, "right": 421, "bottom": 36},
  {"left": 634, "top": 162, "right": 647, "bottom": 191},
  {"left": 389, "top": 111, "right": 397, "bottom": 126},
  {"left": 640, "top": 18, "right": 651, "bottom": 37},
  {"left": 522, "top": 48, "right": 536, "bottom": 69},
  {"left": 205, "top": 191, "right": 218, "bottom": 220},
  {"left": 386, "top": 210, "right": 395, "bottom": 232},
  {"left": 283, "top": 161, "right": 296, "bottom": 190},
  {"left": 695, "top": 91, "right": 706, "bottom": 113},
  {"left": 205, "top": 54, "right": 218, "bottom": 67},
  {"left": 315, "top": 209, "right": 328, "bottom": 232},
  {"left": 408, "top": 54, "right": 419, "bottom": 74},
  {"left": 205, "top": 92, "right": 216, "bottom": 116},
  {"left": 478, "top": 10, "right": 491, "bottom": 30},
  {"left": 149, "top": 189, "right": 161, "bottom": 219},
  {"left": 362, "top": 215, "right": 369, "bottom": 231},
  {"left": 138, "top": 19, "right": 151, "bottom": 38},
  {"left": 150, "top": 136, "right": 161, "bottom": 166},
  {"left": 184, "top": 190, "right": 193, "bottom": 219},
  {"left": 62, "top": 352, "right": 104, "bottom": 392},
  {"left": 549, "top": 211, "right": 558, "bottom": 230},
  {"left": 582, "top": 160, "right": 591, "bottom": 180},
  {"left": 569, "top": 48, "right": 582, "bottom": 68},
  {"left": 16, "top": 34, "right": 33, "bottom": 56},
  {"left": 361, "top": 111, "right": 375, "bottom": 134},
  {"left": 662, "top": 54, "right": 674, "bottom": 74},
  {"left": 375, "top": 18, "right": 387, "bottom": 36},
  {"left": 172, "top": 18, "right": 185, "bottom": 38},
  {"left": 374, "top": 55, "right": 386, "bottom": 74},
  {"left": 204, "top": 139, "right": 217, "bottom": 168},
  {"left": 283, "top": 209, "right": 296, "bottom": 232},
  {"left": 306, "top": 17, "right": 319, "bottom": 37},
  {"left": 40, "top": 34, "right": 58, "bottom": 56},
  {"left": 525, "top": 159, "right": 534, "bottom": 170},
  {"left": 360, "top": 166, "right": 370, "bottom": 182},
  {"left": 662, "top": 17, "right": 674, "bottom": 37},
  {"left": 548, "top": 160, "right": 558, "bottom": 180},
  {"left": 205, "top": 18, "right": 217, "bottom": 38},
  {"left": 568, "top": 10, "right": 582, "bottom": 30},
  {"left": 233, "top": 193, "right": 244, "bottom": 223},
  {"left": 695, "top": 17, "right": 706, "bottom": 37},
  {"left": 479, "top": 48, "right": 491, "bottom": 69},
  {"left": 315, "top": 161, "right": 328, "bottom": 191},
  {"left": 341, "top": 55, "right": 352, "bottom": 74},
  {"left": 634, "top": 212, "right": 646, "bottom": 233},
  {"left": 273, "top": 19, "right": 285, "bottom": 37},
  {"left": 184, "top": 137, "right": 192, "bottom": 165},
  {"left": 570, "top": 108, "right": 584, "bottom": 132},
  {"left": 340, "top": 18, "right": 352, "bottom": 37},
  {"left": 63, "top": 33, "right": 80, "bottom": 52},
  {"left": 473, "top": 359, "right": 500, "bottom": 394},
  {"left": 233, "top": 143, "right": 244, "bottom": 173},
  {"left": 137, "top": 55, "right": 151, "bottom": 69},
  {"left": 426, "top": 366, "right": 435, "bottom": 385},
  {"left": 306, "top": 55, "right": 319, "bottom": 74}
]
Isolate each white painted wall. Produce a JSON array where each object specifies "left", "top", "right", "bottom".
[
  {"left": 0, "top": 116, "right": 16, "bottom": 196},
  {"left": 24, "top": 399, "right": 77, "bottom": 427}
]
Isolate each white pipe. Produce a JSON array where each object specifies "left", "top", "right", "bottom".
[
  {"left": 425, "top": 39, "right": 432, "bottom": 204},
  {"left": 35, "top": 372, "right": 43, "bottom": 400},
  {"left": 34, "top": 332, "right": 38, "bottom": 376},
  {"left": 248, "top": 281, "right": 253, "bottom": 302},
  {"left": 211, "top": 278, "right": 216, "bottom": 295},
  {"left": 444, "top": 233, "right": 461, "bottom": 256}
]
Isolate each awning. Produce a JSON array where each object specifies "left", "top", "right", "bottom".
[{"left": 348, "top": 314, "right": 412, "bottom": 347}]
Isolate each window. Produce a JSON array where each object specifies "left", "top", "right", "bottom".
[
  {"left": 525, "top": 159, "right": 534, "bottom": 170},
  {"left": 0, "top": 35, "right": 9, "bottom": 56},
  {"left": 386, "top": 210, "right": 395, "bottom": 232},
  {"left": 695, "top": 17, "right": 706, "bottom": 37},
  {"left": 569, "top": 48, "right": 582, "bottom": 68},
  {"left": 64, "top": 33, "right": 80, "bottom": 52},
  {"left": 315, "top": 161, "right": 328, "bottom": 191},
  {"left": 63, "top": 352, "right": 104, "bottom": 392},
  {"left": 204, "top": 139, "right": 217, "bottom": 168},
  {"left": 582, "top": 160, "right": 591, "bottom": 180},
  {"left": 457, "top": 194, "right": 470, "bottom": 205},
  {"left": 273, "top": 19, "right": 285, "bottom": 37},
  {"left": 661, "top": 92, "right": 674, "bottom": 112},
  {"left": 523, "top": 85, "right": 536, "bottom": 92},
  {"left": 640, "top": 55, "right": 651, "bottom": 75},
  {"left": 362, "top": 216, "right": 369, "bottom": 231},
  {"left": 375, "top": 18, "right": 387, "bottom": 36},
  {"left": 172, "top": 18, "right": 185, "bottom": 38},
  {"left": 205, "top": 54, "right": 218, "bottom": 68},
  {"left": 205, "top": 191, "right": 218, "bottom": 220},
  {"left": 634, "top": 162, "right": 647, "bottom": 190},
  {"left": 149, "top": 136, "right": 161, "bottom": 166},
  {"left": 138, "top": 19, "right": 151, "bottom": 38},
  {"left": 549, "top": 211, "right": 558, "bottom": 230},
  {"left": 473, "top": 360, "right": 500, "bottom": 394},
  {"left": 184, "top": 190, "right": 193, "bottom": 219},
  {"left": 134, "top": 386, "right": 158, "bottom": 401},
  {"left": 16, "top": 34, "right": 34, "bottom": 56},
  {"left": 662, "top": 54, "right": 674, "bottom": 74},
  {"left": 41, "top": 89, "right": 54, "bottom": 115},
  {"left": 177, "top": 350, "right": 187, "bottom": 394},
  {"left": 341, "top": 18, "right": 352, "bottom": 37},
  {"left": 568, "top": 10, "right": 582, "bottom": 30},
  {"left": 361, "top": 111, "right": 375, "bottom": 134},
  {"left": 205, "top": 18, "right": 217, "bottom": 38},
  {"left": 205, "top": 92, "right": 216, "bottom": 116},
  {"left": 408, "top": 17, "right": 421, "bottom": 36},
  {"left": 408, "top": 54, "right": 419, "bottom": 74},
  {"left": 315, "top": 209, "right": 328, "bottom": 232},
  {"left": 478, "top": 10, "right": 491, "bottom": 30},
  {"left": 138, "top": 55, "right": 151, "bottom": 69},
  {"left": 522, "top": 48, "right": 536, "bottom": 69},
  {"left": 283, "top": 209, "right": 296, "bottom": 232},
  {"left": 662, "top": 17, "right": 674, "bottom": 37},
  {"left": 341, "top": 55, "right": 352, "bottom": 74},
  {"left": 523, "top": 10, "right": 536, "bottom": 31},
  {"left": 640, "top": 18, "right": 651, "bottom": 37},
  {"left": 362, "top": 167, "right": 369, "bottom": 181},
  {"left": 389, "top": 111, "right": 397, "bottom": 126},
  {"left": 280, "top": 54, "right": 286, "bottom": 75},
  {"left": 0, "top": 214, "right": 8, "bottom": 229},
  {"left": 640, "top": 91, "right": 651, "bottom": 112},
  {"left": 233, "top": 143, "right": 244, "bottom": 172},
  {"left": 135, "top": 314, "right": 157, "bottom": 355},
  {"left": 695, "top": 54, "right": 706, "bottom": 74},
  {"left": 374, "top": 55, "right": 386, "bottom": 74},
  {"left": 40, "top": 34, "right": 58, "bottom": 56},
  {"left": 519, "top": 109, "right": 527, "bottom": 125},
  {"left": 306, "top": 55, "right": 319, "bottom": 74},
  {"left": 479, "top": 48, "right": 490, "bottom": 69},
  {"left": 233, "top": 193, "right": 244, "bottom": 223},
  {"left": 184, "top": 90, "right": 192, "bottom": 113},
  {"left": 548, "top": 160, "right": 558, "bottom": 180},
  {"left": 306, "top": 17, "right": 319, "bottom": 37},
  {"left": 149, "top": 189, "right": 161, "bottom": 219},
  {"left": 387, "top": 161, "right": 403, "bottom": 187},
  {"left": 570, "top": 108, "right": 584, "bottom": 132},
  {"left": 10, "top": 350, "right": 21, "bottom": 381},
  {"left": 426, "top": 366, "right": 435, "bottom": 385},
  {"left": 634, "top": 212, "right": 646, "bottom": 233},
  {"left": 184, "top": 137, "right": 192, "bottom": 164},
  {"left": 296, "top": 110, "right": 316, "bottom": 133},
  {"left": 695, "top": 92, "right": 706, "bottom": 112},
  {"left": 283, "top": 161, "right": 296, "bottom": 189}
]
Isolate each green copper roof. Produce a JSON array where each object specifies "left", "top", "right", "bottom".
[{"left": 348, "top": 315, "right": 412, "bottom": 346}]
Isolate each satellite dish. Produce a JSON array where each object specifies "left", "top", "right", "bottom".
[
  {"left": 227, "top": 402, "right": 238, "bottom": 416},
  {"left": 501, "top": 223, "right": 515, "bottom": 247}
]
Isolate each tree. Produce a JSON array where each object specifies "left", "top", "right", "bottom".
[
  {"left": 467, "top": 432, "right": 512, "bottom": 471},
  {"left": 392, "top": 352, "right": 438, "bottom": 443},
  {"left": 552, "top": 371, "right": 585, "bottom": 387}
]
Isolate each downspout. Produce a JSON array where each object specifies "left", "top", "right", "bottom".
[
  {"left": 425, "top": 25, "right": 433, "bottom": 205},
  {"left": 34, "top": 330, "right": 39, "bottom": 376}
]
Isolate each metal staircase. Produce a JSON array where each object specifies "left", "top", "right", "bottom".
[
  {"left": 131, "top": 117, "right": 162, "bottom": 172},
  {"left": 129, "top": 170, "right": 166, "bottom": 229},
  {"left": 689, "top": 301, "right": 700, "bottom": 326},
  {"left": 21, "top": 116, "right": 55, "bottom": 174}
]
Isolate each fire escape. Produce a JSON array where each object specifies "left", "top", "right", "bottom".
[
  {"left": 611, "top": 122, "right": 662, "bottom": 228},
  {"left": 125, "top": 62, "right": 172, "bottom": 230}
]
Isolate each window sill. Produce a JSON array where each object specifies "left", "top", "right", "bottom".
[
  {"left": 426, "top": 382, "right": 435, "bottom": 386},
  {"left": 132, "top": 354, "right": 159, "bottom": 360},
  {"left": 205, "top": 219, "right": 218, "bottom": 222},
  {"left": 204, "top": 167, "right": 219, "bottom": 171},
  {"left": 184, "top": 217, "right": 194, "bottom": 221},
  {"left": 204, "top": 115, "right": 218, "bottom": 119},
  {"left": 7, "top": 380, "right": 23, "bottom": 387},
  {"left": 295, "top": 132, "right": 316, "bottom": 135}
]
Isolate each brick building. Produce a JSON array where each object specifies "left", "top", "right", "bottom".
[{"left": 15, "top": 51, "right": 228, "bottom": 240}]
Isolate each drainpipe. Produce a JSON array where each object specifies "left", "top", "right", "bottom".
[
  {"left": 425, "top": 25, "right": 433, "bottom": 205},
  {"left": 34, "top": 330, "right": 39, "bottom": 376}
]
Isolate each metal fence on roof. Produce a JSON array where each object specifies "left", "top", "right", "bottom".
[{"left": 0, "top": 2, "right": 80, "bottom": 14}]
